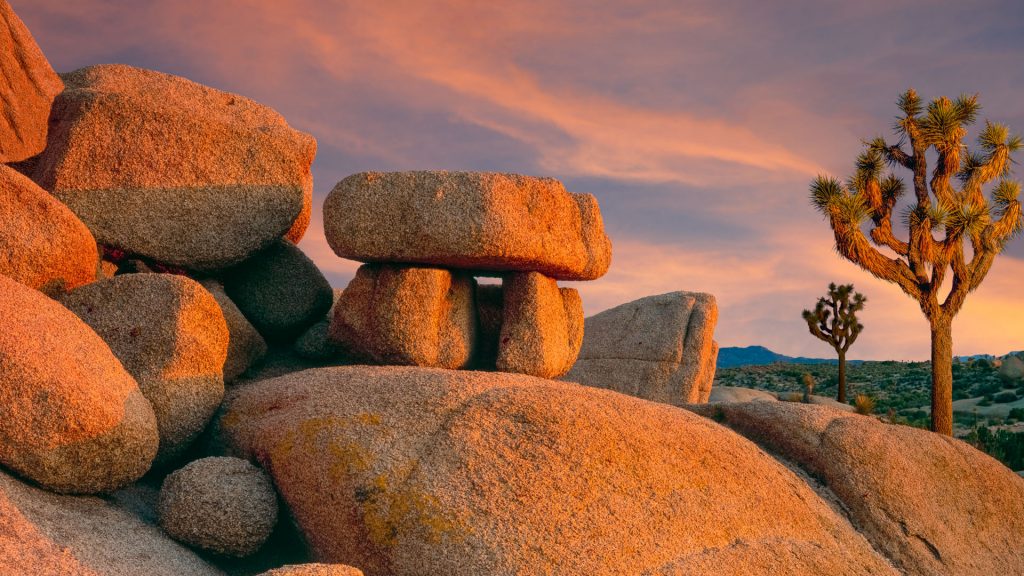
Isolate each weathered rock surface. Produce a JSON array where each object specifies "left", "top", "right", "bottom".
[
  {"left": 0, "top": 0, "right": 64, "bottom": 162},
  {"left": 258, "top": 565, "right": 364, "bottom": 576},
  {"left": 60, "top": 273, "right": 229, "bottom": 463},
  {"left": 294, "top": 289, "right": 348, "bottom": 361},
  {"left": 690, "top": 401, "right": 1024, "bottom": 576},
  {"left": 159, "top": 457, "right": 278, "bottom": 557},
  {"left": 566, "top": 291, "right": 719, "bottom": 405},
  {"left": 200, "top": 279, "right": 268, "bottom": 381},
  {"left": 222, "top": 240, "right": 334, "bottom": 343},
  {"left": 29, "top": 64, "right": 315, "bottom": 270},
  {"left": 323, "top": 171, "right": 612, "bottom": 281},
  {"left": 0, "top": 164, "right": 98, "bottom": 294},
  {"left": 0, "top": 469, "right": 224, "bottom": 576},
  {"left": 329, "top": 265, "right": 476, "bottom": 368},
  {"left": 708, "top": 386, "right": 779, "bottom": 404},
  {"left": 0, "top": 275, "right": 157, "bottom": 494},
  {"left": 998, "top": 354, "right": 1024, "bottom": 381},
  {"left": 496, "top": 272, "right": 583, "bottom": 378},
  {"left": 221, "top": 366, "right": 897, "bottom": 576}
]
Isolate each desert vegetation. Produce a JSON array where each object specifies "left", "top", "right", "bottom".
[
  {"left": 802, "top": 283, "right": 865, "bottom": 403},
  {"left": 810, "top": 89, "right": 1024, "bottom": 435}
]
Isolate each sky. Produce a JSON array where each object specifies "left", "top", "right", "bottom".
[{"left": 13, "top": 0, "right": 1024, "bottom": 360}]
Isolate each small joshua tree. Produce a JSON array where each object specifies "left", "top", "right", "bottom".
[
  {"left": 803, "top": 283, "right": 865, "bottom": 403},
  {"left": 801, "top": 373, "right": 816, "bottom": 403},
  {"left": 810, "top": 89, "right": 1023, "bottom": 435}
]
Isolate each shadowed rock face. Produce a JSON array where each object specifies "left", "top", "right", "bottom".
[
  {"left": 0, "top": 469, "right": 223, "bottom": 575},
  {"left": 566, "top": 291, "right": 719, "bottom": 405},
  {"left": 0, "top": 0, "right": 64, "bottom": 163},
  {"left": 59, "top": 273, "right": 229, "bottom": 464},
  {"left": 28, "top": 64, "right": 315, "bottom": 270},
  {"left": 0, "top": 275, "right": 157, "bottom": 494},
  {"left": 199, "top": 279, "right": 268, "bottom": 382},
  {"left": 222, "top": 366, "right": 897, "bottom": 576},
  {"left": 690, "top": 401, "right": 1024, "bottom": 576},
  {"left": 0, "top": 164, "right": 98, "bottom": 295},
  {"left": 323, "top": 171, "right": 612, "bottom": 281}
]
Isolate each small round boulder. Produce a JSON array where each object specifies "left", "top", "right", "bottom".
[{"left": 158, "top": 457, "right": 278, "bottom": 557}]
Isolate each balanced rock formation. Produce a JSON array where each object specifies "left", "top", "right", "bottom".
[
  {"left": 159, "top": 456, "right": 278, "bottom": 557},
  {"left": 0, "top": 164, "right": 98, "bottom": 294},
  {"left": 0, "top": 0, "right": 64, "bottom": 162},
  {"left": 0, "top": 275, "right": 157, "bottom": 493},
  {"left": 329, "top": 264, "right": 476, "bottom": 369},
  {"left": 222, "top": 239, "right": 334, "bottom": 343},
  {"left": 495, "top": 272, "right": 583, "bottom": 379},
  {"left": 221, "top": 366, "right": 897, "bottom": 576},
  {"left": 60, "top": 273, "right": 229, "bottom": 463},
  {"left": 200, "top": 279, "right": 268, "bottom": 382},
  {"left": 691, "top": 401, "right": 1024, "bottom": 576},
  {"left": 324, "top": 171, "right": 611, "bottom": 281},
  {"left": 566, "top": 291, "right": 719, "bottom": 405},
  {"left": 0, "top": 469, "right": 223, "bottom": 576},
  {"left": 28, "top": 64, "right": 316, "bottom": 270}
]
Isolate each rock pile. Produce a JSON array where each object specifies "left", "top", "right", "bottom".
[{"left": 323, "top": 171, "right": 611, "bottom": 378}]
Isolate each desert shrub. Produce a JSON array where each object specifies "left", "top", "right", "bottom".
[
  {"left": 1009, "top": 407, "right": 1024, "bottom": 420},
  {"left": 978, "top": 397, "right": 993, "bottom": 407},
  {"left": 994, "top": 391, "right": 1018, "bottom": 404},
  {"left": 854, "top": 394, "right": 875, "bottom": 415}
]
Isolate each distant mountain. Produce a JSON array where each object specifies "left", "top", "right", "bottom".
[{"left": 717, "top": 345, "right": 854, "bottom": 369}]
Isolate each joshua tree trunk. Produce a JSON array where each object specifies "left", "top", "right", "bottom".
[
  {"left": 837, "top": 349, "right": 847, "bottom": 404},
  {"left": 930, "top": 316, "right": 954, "bottom": 436}
]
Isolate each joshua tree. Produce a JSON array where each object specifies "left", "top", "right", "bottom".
[
  {"left": 810, "top": 89, "right": 1023, "bottom": 435},
  {"left": 802, "top": 283, "right": 865, "bottom": 403}
]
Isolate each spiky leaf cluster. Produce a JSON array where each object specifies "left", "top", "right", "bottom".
[
  {"left": 802, "top": 283, "right": 866, "bottom": 354},
  {"left": 809, "top": 89, "right": 1024, "bottom": 322}
]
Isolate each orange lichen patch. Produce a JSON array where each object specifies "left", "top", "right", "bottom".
[{"left": 0, "top": 164, "right": 98, "bottom": 294}]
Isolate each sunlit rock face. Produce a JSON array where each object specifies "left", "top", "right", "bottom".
[
  {"left": 59, "top": 273, "right": 229, "bottom": 465},
  {"left": 566, "top": 291, "right": 719, "bottom": 405},
  {"left": 0, "top": 164, "right": 98, "bottom": 295},
  {"left": 28, "top": 63, "right": 315, "bottom": 271},
  {"left": 222, "top": 366, "right": 898, "bottom": 576},
  {"left": 323, "top": 171, "right": 612, "bottom": 281},
  {"left": 0, "top": 275, "right": 157, "bottom": 494},
  {"left": 0, "top": 0, "right": 63, "bottom": 163},
  {"left": 692, "top": 400, "right": 1024, "bottom": 576}
]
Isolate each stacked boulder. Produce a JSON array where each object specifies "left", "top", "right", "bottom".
[{"left": 323, "top": 171, "right": 612, "bottom": 378}]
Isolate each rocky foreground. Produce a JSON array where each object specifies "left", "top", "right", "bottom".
[{"left": 1, "top": 1, "right": 1023, "bottom": 574}]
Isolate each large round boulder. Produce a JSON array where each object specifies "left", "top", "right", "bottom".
[
  {"left": 60, "top": 273, "right": 229, "bottom": 463},
  {"left": 0, "top": 275, "right": 157, "bottom": 493},
  {"left": 222, "top": 366, "right": 896, "bottom": 576},
  {"left": 28, "top": 63, "right": 316, "bottom": 270},
  {"left": 0, "top": 0, "right": 64, "bottom": 162},
  {"left": 0, "top": 164, "right": 98, "bottom": 294},
  {"left": 691, "top": 401, "right": 1024, "bottom": 576},
  {"left": 159, "top": 456, "right": 278, "bottom": 557}
]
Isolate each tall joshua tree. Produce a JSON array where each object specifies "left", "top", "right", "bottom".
[
  {"left": 811, "top": 89, "right": 1023, "bottom": 435},
  {"left": 802, "top": 283, "right": 865, "bottom": 404}
]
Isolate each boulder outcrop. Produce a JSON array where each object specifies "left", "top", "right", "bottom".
[
  {"left": 566, "top": 291, "right": 719, "bottom": 405},
  {"left": 221, "top": 366, "right": 897, "bottom": 576},
  {"left": 0, "top": 275, "right": 157, "bottom": 493},
  {"left": 0, "top": 0, "right": 64, "bottom": 162},
  {"left": 495, "top": 272, "right": 583, "bottom": 378},
  {"left": 323, "top": 171, "right": 611, "bottom": 281},
  {"left": 0, "top": 164, "right": 98, "bottom": 294},
  {"left": 60, "top": 273, "right": 229, "bottom": 463},
  {"left": 28, "top": 64, "right": 315, "bottom": 270},
  {"left": 690, "top": 401, "right": 1024, "bottom": 576}
]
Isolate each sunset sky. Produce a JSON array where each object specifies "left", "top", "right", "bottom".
[{"left": 16, "top": 0, "right": 1024, "bottom": 360}]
